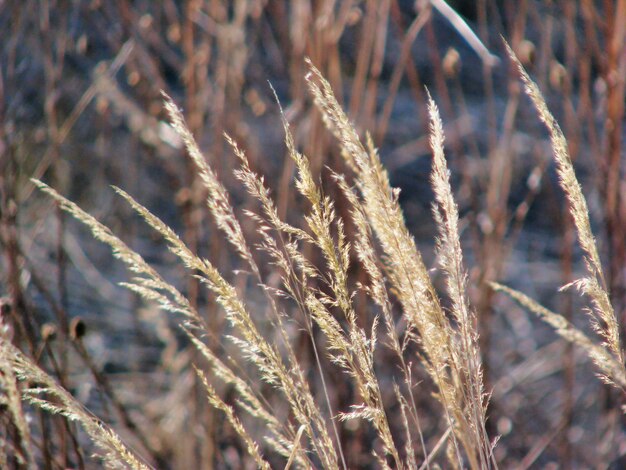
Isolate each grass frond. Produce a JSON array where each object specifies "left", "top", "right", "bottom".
[
  {"left": 504, "top": 42, "right": 623, "bottom": 364},
  {"left": 428, "top": 92, "right": 494, "bottom": 469},
  {"left": 278, "top": 104, "right": 403, "bottom": 465},
  {"left": 32, "top": 180, "right": 200, "bottom": 327},
  {"left": 1, "top": 339, "right": 149, "bottom": 469},
  {"left": 162, "top": 92, "right": 255, "bottom": 269},
  {"left": 195, "top": 368, "right": 271, "bottom": 470},
  {"left": 490, "top": 282, "right": 626, "bottom": 388},
  {"left": 187, "top": 330, "right": 308, "bottom": 466},
  {"left": 0, "top": 335, "right": 34, "bottom": 467},
  {"left": 307, "top": 58, "right": 495, "bottom": 468}
]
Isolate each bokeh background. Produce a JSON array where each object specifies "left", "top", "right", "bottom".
[{"left": 1, "top": 0, "right": 625, "bottom": 468}]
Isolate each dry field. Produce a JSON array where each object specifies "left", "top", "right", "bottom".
[{"left": 1, "top": 1, "right": 625, "bottom": 468}]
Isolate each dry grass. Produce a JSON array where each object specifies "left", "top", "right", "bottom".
[
  {"left": 4, "top": 51, "right": 594, "bottom": 468},
  {"left": 6, "top": 59, "right": 498, "bottom": 469},
  {"left": 1, "top": 1, "right": 625, "bottom": 468},
  {"left": 491, "top": 43, "right": 626, "bottom": 390}
]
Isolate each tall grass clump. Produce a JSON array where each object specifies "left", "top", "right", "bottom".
[
  {"left": 6, "top": 60, "right": 500, "bottom": 468},
  {"left": 5, "top": 44, "right": 624, "bottom": 467}
]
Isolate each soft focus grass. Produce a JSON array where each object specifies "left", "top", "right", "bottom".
[
  {"left": 2, "top": 49, "right": 623, "bottom": 469},
  {"left": 1, "top": 2, "right": 625, "bottom": 468}
]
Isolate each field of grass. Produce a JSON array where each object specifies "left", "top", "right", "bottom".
[{"left": 1, "top": 1, "right": 625, "bottom": 468}]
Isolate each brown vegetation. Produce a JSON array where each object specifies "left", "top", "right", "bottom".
[{"left": 1, "top": 1, "right": 625, "bottom": 468}]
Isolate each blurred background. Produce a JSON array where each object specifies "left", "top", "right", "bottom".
[{"left": 1, "top": 0, "right": 625, "bottom": 468}]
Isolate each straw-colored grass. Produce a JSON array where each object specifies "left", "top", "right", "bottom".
[
  {"left": 9, "top": 60, "right": 495, "bottom": 469},
  {"left": 491, "top": 43, "right": 626, "bottom": 391},
  {"left": 3, "top": 44, "right": 622, "bottom": 469},
  {"left": 0, "top": 334, "right": 149, "bottom": 469}
]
